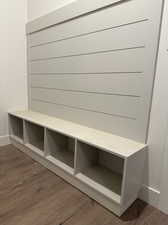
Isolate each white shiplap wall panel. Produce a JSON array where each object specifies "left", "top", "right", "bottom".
[
  {"left": 27, "top": 0, "right": 126, "bottom": 34},
  {"left": 27, "top": 0, "right": 164, "bottom": 142},
  {"left": 31, "top": 88, "right": 140, "bottom": 119},
  {"left": 30, "top": 49, "right": 145, "bottom": 74},
  {"left": 30, "top": 74, "right": 143, "bottom": 96},
  {"left": 28, "top": 0, "right": 148, "bottom": 46},
  {"left": 29, "top": 22, "right": 146, "bottom": 61},
  {"left": 30, "top": 100, "right": 141, "bottom": 140}
]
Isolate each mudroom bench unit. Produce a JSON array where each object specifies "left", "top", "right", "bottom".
[{"left": 9, "top": 110, "right": 146, "bottom": 216}]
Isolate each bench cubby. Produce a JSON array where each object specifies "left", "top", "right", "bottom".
[
  {"left": 45, "top": 129, "right": 75, "bottom": 174},
  {"left": 8, "top": 111, "right": 146, "bottom": 216},
  {"left": 24, "top": 121, "right": 44, "bottom": 154},
  {"left": 9, "top": 115, "right": 23, "bottom": 143},
  {"left": 76, "top": 141, "right": 124, "bottom": 202}
]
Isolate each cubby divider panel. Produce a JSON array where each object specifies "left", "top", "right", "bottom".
[
  {"left": 25, "top": 121, "right": 44, "bottom": 152},
  {"left": 76, "top": 141, "right": 124, "bottom": 201},
  {"left": 46, "top": 129, "right": 75, "bottom": 170},
  {"left": 9, "top": 115, "right": 23, "bottom": 141}
]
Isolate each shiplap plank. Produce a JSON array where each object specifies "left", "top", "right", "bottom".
[
  {"left": 27, "top": 0, "right": 125, "bottom": 34},
  {"left": 30, "top": 100, "right": 144, "bottom": 142},
  {"left": 28, "top": 0, "right": 148, "bottom": 46},
  {"left": 29, "top": 22, "right": 147, "bottom": 61},
  {"left": 30, "top": 48, "right": 145, "bottom": 74},
  {"left": 31, "top": 88, "right": 140, "bottom": 119},
  {"left": 30, "top": 74, "right": 143, "bottom": 96}
]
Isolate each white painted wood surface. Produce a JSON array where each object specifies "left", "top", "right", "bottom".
[
  {"left": 11, "top": 138, "right": 122, "bottom": 216},
  {"left": 76, "top": 172, "right": 121, "bottom": 204},
  {"left": 31, "top": 88, "right": 139, "bottom": 119},
  {"left": 26, "top": 0, "right": 126, "bottom": 34},
  {"left": 28, "top": 22, "right": 147, "bottom": 60},
  {"left": 9, "top": 110, "right": 146, "bottom": 158},
  {"left": 27, "top": 0, "right": 164, "bottom": 143},
  {"left": 30, "top": 49, "right": 145, "bottom": 74},
  {"left": 46, "top": 128, "right": 75, "bottom": 169},
  {"left": 121, "top": 149, "right": 146, "bottom": 210},
  {"left": 24, "top": 120, "right": 44, "bottom": 151},
  {"left": 47, "top": 155, "right": 74, "bottom": 175},
  {"left": 9, "top": 116, "right": 23, "bottom": 141},
  {"left": 30, "top": 74, "right": 143, "bottom": 96},
  {"left": 8, "top": 111, "right": 147, "bottom": 216},
  {"left": 76, "top": 141, "right": 123, "bottom": 203}
]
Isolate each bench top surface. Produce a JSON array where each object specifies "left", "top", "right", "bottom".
[{"left": 9, "top": 110, "right": 147, "bottom": 158}]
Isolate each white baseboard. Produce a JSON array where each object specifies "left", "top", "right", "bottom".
[
  {"left": 139, "top": 185, "right": 160, "bottom": 208},
  {"left": 0, "top": 135, "right": 10, "bottom": 147}
]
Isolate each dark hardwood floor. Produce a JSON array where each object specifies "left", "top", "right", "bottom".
[{"left": 0, "top": 145, "right": 167, "bottom": 225}]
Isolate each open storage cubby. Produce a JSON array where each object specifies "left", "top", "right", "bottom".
[
  {"left": 46, "top": 129, "right": 75, "bottom": 173},
  {"left": 76, "top": 141, "right": 124, "bottom": 202},
  {"left": 25, "top": 121, "right": 44, "bottom": 153},
  {"left": 9, "top": 115, "right": 23, "bottom": 142},
  {"left": 9, "top": 110, "right": 146, "bottom": 216}
]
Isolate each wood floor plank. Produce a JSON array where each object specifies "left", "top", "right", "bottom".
[
  {"left": 135, "top": 206, "right": 168, "bottom": 225},
  {"left": 63, "top": 199, "right": 168, "bottom": 225},
  {"left": 1, "top": 185, "right": 90, "bottom": 225},
  {"left": 0, "top": 145, "right": 168, "bottom": 225},
  {"left": 0, "top": 171, "right": 62, "bottom": 216},
  {"left": 0, "top": 145, "right": 90, "bottom": 225},
  {"left": 63, "top": 200, "right": 138, "bottom": 225},
  {"left": 63, "top": 201, "right": 118, "bottom": 225}
]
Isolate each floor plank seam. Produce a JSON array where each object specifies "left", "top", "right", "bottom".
[{"left": 59, "top": 199, "right": 92, "bottom": 225}]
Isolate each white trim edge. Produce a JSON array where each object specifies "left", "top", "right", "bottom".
[
  {"left": 0, "top": 135, "right": 10, "bottom": 147},
  {"left": 139, "top": 185, "right": 160, "bottom": 208}
]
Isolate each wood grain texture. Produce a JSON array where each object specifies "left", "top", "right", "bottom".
[{"left": 0, "top": 145, "right": 167, "bottom": 225}]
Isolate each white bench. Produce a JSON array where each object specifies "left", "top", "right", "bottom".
[{"left": 9, "top": 110, "right": 146, "bottom": 216}]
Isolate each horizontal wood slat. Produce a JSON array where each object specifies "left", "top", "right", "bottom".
[
  {"left": 31, "top": 88, "right": 140, "bottom": 119},
  {"left": 27, "top": 0, "right": 131, "bottom": 34},
  {"left": 29, "top": 22, "right": 147, "bottom": 61},
  {"left": 30, "top": 48, "right": 145, "bottom": 74},
  {"left": 30, "top": 74, "right": 143, "bottom": 96},
  {"left": 30, "top": 100, "right": 143, "bottom": 141}
]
